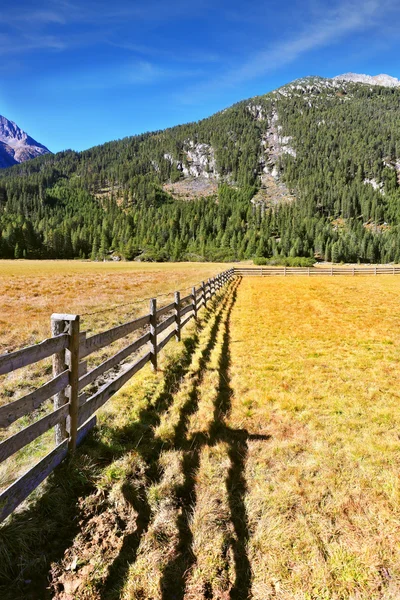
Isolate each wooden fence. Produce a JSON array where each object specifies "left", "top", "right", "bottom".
[
  {"left": 235, "top": 265, "right": 400, "bottom": 276},
  {"left": 0, "top": 268, "right": 235, "bottom": 522}
]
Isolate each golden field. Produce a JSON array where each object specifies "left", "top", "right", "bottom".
[
  {"left": 0, "top": 260, "right": 227, "bottom": 353},
  {"left": 2, "top": 272, "right": 400, "bottom": 599}
]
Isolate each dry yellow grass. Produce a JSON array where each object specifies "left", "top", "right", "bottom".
[
  {"left": 228, "top": 276, "right": 400, "bottom": 599},
  {"left": 121, "top": 275, "right": 400, "bottom": 599},
  {"left": 0, "top": 260, "right": 228, "bottom": 352},
  {"left": 3, "top": 273, "right": 400, "bottom": 600}
]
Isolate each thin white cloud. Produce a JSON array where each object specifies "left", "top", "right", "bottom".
[
  {"left": 0, "top": 7, "right": 67, "bottom": 26},
  {"left": 180, "top": 0, "right": 398, "bottom": 100},
  {"left": 19, "top": 10, "right": 66, "bottom": 24},
  {"left": 38, "top": 60, "right": 203, "bottom": 92},
  {"left": 0, "top": 0, "right": 214, "bottom": 57},
  {"left": 0, "top": 33, "right": 66, "bottom": 56},
  {"left": 219, "top": 0, "right": 388, "bottom": 86},
  {"left": 108, "top": 40, "right": 221, "bottom": 65}
]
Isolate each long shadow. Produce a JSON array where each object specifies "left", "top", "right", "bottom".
[
  {"left": 160, "top": 280, "right": 252, "bottom": 599},
  {"left": 99, "top": 289, "right": 235, "bottom": 599},
  {"left": 0, "top": 300, "right": 222, "bottom": 600},
  {"left": 160, "top": 278, "right": 271, "bottom": 600},
  {"left": 214, "top": 284, "right": 251, "bottom": 600}
]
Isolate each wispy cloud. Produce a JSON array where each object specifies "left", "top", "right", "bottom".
[
  {"left": 180, "top": 0, "right": 399, "bottom": 100},
  {"left": 0, "top": 0, "right": 215, "bottom": 57},
  {"left": 0, "top": 6, "right": 67, "bottom": 27},
  {"left": 225, "top": 0, "right": 384, "bottom": 84},
  {"left": 0, "top": 33, "right": 66, "bottom": 56},
  {"left": 39, "top": 59, "right": 203, "bottom": 92},
  {"left": 108, "top": 40, "right": 221, "bottom": 65}
]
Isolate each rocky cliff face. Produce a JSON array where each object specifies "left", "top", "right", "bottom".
[
  {"left": 0, "top": 115, "right": 50, "bottom": 168},
  {"left": 164, "top": 140, "right": 217, "bottom": 179}
]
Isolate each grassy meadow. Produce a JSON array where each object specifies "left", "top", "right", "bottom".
[
  {"left": 0, "top": 260, "right": 228, "bottom": 353},
  {"left": 2, "top": 270, "right": 400, "bottom": 599}
]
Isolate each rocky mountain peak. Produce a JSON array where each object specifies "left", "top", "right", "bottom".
[
  {"left": 333, "top": 73, "right": 400, "bottom": 87},
  {"left": 0, "top": 115, "right": 50, "bottom": 168}
]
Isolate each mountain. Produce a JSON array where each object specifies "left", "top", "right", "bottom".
[
  {"left": 2, "top": 74, "right": 400, "bottom": 263},
  {"left": 0, "top": 115, "right": 50, "bottom": 168}
]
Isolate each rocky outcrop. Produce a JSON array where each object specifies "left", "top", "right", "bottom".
[
  {"left": 164, "top": 140, "right": 218, "bottom": 180},
  {"left": 260, "top": 110, "right": 296, "bottom": 174},
  {"left": 0, "top": 115, "right": 50, "bottom": 168},
  {"left": 364, "top": 178, "right": 385, "bottom": 195}
]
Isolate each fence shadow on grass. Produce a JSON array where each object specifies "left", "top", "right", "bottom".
[
  {"left": 159, "top": 278, "right": 269, "bottom": 600},
  {"left": 99, "top": 287, "right": 237, "bottom": 600}
]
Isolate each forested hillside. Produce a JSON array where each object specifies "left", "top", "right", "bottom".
[{"left": 2, "top": 76, "right": 400, "bottom": 262}]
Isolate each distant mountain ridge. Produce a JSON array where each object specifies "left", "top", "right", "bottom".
[{"left": 0, "top": 115, "right": 50, "bottom": 168}]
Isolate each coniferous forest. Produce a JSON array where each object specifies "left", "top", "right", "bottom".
[{"left": 2, "top": 77, "right": 400, "bottom": 262}]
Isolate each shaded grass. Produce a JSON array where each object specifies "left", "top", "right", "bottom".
[
  {"left": 0, "top": 324, "right": 201, "bottom": 597},
  {"left": 124, "top": 277, "right": 261, "bottom": 600}
]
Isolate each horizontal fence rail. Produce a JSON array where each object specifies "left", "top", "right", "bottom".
[
  {"left": 235, "top": 265, "right": 400, "bottom": 276},
  {"left": 0, "top": 268, "right": 235, "bottom": 522}
]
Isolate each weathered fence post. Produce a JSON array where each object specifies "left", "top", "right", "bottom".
[
  {"left": 284, "top": 266, "right": 286, "bottom": 276},
  {"left": 67, "top": 315, "right": 80, "bottom": 452},
  {"left": 51, "top": 315, "right": 68, "bottom": 445},
  {"left": 202, "top": 281, "right": 206, "bottom": 308},
  {"left": 374, "top": 265, "right": 377, "bottom": 275},
  {"left": 174, "top": 291, "right": 181, "bottom": 341},
  {"left": 51, "top": 313, "right": 80, "bottom": 451},
  {"left": 150, "top": 298, "right": 157, "bottom": 371},
  {"left": 192, "top": 286, "right": 197, "bottom": 321}
]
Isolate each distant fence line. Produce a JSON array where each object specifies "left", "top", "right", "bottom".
[
  {"left": 235, "top": 265, "right": 400, "bottom": 276},
  {"left": 0, "top": 268, "right": 235, "bottom": 522}
]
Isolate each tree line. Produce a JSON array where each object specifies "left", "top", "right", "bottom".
[{"left": 1, "top": 79, "right": 400, "bottom": 262}]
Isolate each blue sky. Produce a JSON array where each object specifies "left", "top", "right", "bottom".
[{"left": 1, "top": 0, "right": 399, "bottom": 153}]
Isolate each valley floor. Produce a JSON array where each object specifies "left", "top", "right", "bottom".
[{"left": 2, "top": 275, "right": 400, "bottom": 599}]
